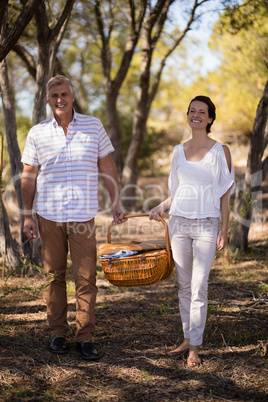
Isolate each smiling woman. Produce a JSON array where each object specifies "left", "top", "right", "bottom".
[
  {"left": 187, "top": 95, "right": 216, "bottom": 135},
  {"left": 149, "top": 95, "right": 235, "bottom": 367}
]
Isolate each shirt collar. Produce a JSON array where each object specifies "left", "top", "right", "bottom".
[{"left": 52, "top": 108, "right": 77, "bottom": 127}]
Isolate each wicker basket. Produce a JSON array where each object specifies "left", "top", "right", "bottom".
[{"left": 99, "top": 213, "right": 174, "bottom": 287}]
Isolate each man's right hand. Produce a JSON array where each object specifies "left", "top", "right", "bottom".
[{"left": 23, "top": 216, "right": 38, "bottom": 240}]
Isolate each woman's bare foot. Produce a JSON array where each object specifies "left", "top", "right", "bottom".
[
  {"left": 168, "top": 339, "right": 190, "bottom": 356},
  {"left": 187, "top": 345, "right": 201, "bottom": 366}
]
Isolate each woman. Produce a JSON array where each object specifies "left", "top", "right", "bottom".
[{"left": 149, "top": 95, "right": 235, "bottom": 367}]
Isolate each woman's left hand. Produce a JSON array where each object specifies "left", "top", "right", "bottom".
[{"left": 216, "top": 229, "right": 228, "bottom": 251}]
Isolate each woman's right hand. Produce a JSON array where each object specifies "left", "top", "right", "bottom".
[
  {"left": 149, "top": 205, "right": 165, "bottom": 221},
  {"left": 148, "top": 197, "right": 172, "bottom": 221}
]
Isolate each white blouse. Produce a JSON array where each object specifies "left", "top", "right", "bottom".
[{"left": 168, "top": 142, "right": 235, "bottom": 219}]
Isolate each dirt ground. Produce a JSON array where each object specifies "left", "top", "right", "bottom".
[{"left": 0, "top": 170, "right": 268, "bottom": 401}]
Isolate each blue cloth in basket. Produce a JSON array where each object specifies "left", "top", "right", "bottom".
[{"left": 99, "top": 250, "right": 140, "bottom": 259}]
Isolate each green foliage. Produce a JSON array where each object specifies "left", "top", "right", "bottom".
[
  {"left": 129, "top": 303, "right": 171, "bottom": 322},
  {"left": 239, "top": 191, "right": 256, "bottom": 219},
  {"left": 207, "top": 302, "right": 223, "bottom": 319},
  {"left": 217, "top": 0, "right": 268, "bottom": 34},
  {"left": 0, "top": 115, "right": 32, "bottom": 181},
  {"left": 0, "top": 258, "right": 56, "bottom": 302},
  {"left": 16, "top": 115, "right": 32, "bottom": 149},
  {"left": 206, "top": 0, "right": 268, "bottom": 133},
  {"left": 227, "top": 247, "right": 244, "bottom": 264}
]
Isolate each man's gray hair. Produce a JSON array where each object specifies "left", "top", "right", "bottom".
[{"left": 46, "top": 75, "right": 75, "bottom": 96}]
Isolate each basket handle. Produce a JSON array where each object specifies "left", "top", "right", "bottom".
[{"left": 107, "top": 213, "right": 172, "bottom": 266}]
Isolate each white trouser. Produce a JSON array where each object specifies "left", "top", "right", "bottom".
[{"left": 169, "top": 216, "right": 219, "bottom": 346}]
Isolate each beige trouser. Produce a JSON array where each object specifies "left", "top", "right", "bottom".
[
  {"left": 37, "top": 215, "right": 97, "bottom": 342},
  {"left": 169, "top": 216, "right": 219, "bottom": 346}
]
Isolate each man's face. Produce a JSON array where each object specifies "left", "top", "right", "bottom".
[{"left": 46, "top": 83, "right": 75, "bottom": 120}]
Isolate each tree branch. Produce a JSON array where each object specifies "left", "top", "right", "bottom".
[
  {"left": 94, "top": 0, "right": 111, "bottom": 80},
  {"left": 48, "top": 0, "right": 76, "bottom": 73},
  {"left": 262, "top": 155, "right": 268, "bottom": 180},
  {"left": 143, "top": 0, "right": 167, "bottom": 49},
  {"left": 48, "top": 0, "right": 76, "bottom": 44},
  {"left": 34, "top": 1, "right": 50, "bottom": 44},
  {"left": 13, "top": 44, "right": 36, "bottom": 79},
  {"left": 112, "top": 0, "right": 147, "bottom": 94},
  {"left": 0, "top": 0, "right": 40, "bottom": 62},
  {"left": 107, "top": 0, "right": 114, "bottom": 41},
  {"left": 0, "top": 0, "right": 9, "bottom": 35},
  {"left": 152, "top": 0, "right": 175, "bottom": 48}
]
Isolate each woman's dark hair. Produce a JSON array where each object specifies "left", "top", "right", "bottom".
[{"left": 187, "top": 95, "right": 216, "bottom": 134}]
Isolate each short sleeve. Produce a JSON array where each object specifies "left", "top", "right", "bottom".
[
  {"left": 98, "top": 121, "right": 115, "bottom": 158},
  {"left": 168, "top": 145, "right": 180, "bottom": 198},
  {"left": 213, "top": 144, "right": 235, "bottom": 209},
  {"left": 21, "top": 128, "right": 39, "bottom": 166}
]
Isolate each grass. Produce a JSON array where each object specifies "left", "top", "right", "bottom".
[{"left": 0, "top": 225, "right": 267, "bottom": 401}]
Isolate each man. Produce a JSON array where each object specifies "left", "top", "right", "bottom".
[{"left": 21, "top": 75, "right": 125, "bottom": 361}]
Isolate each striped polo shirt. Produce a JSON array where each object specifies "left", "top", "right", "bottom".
[{"left": 21, "top": 110, "right": 114, "bottom": 222}]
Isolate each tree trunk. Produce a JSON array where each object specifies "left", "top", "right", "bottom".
[
  {"left": 0, "top": 58, "right": 43, "bottom": 266},
  {"left": 0, "top": 59, "right": 21, "bottom": 272},
  {"left": 0, "top": 199, "right": 21, "bottom": 272},
  {"left": 230, "top": 78, "right": 268, "bottom": 251},
  {"left": 106, "top": 88, "right": 123, "bottom": 173},
  {"left": 32, "top": 44, "right": 51, "bottom": 124},
  {"left": 0, "top": 58, "right": 26, "bottom": 249},
  {"left": 121, "top": 85, "right": 150, "bottom": 212}
]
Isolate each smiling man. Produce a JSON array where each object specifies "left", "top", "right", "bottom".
[
  {"left": 47, "top": 80, "right": 75, "bottom": 129},
  {"left": 21, "top": 75, "right": 125, "bottom": 361}
]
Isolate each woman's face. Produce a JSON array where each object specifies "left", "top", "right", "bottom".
[{"left": 187, "top": 100, "right": 213, "bottom": 132}]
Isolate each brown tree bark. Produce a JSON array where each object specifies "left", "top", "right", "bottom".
[
  {"left": 0, "top": 199, "right": 21, "bottom": 272},
  {"left": 0, "top": 59, "right": 24, "bottom": 244},
  {"left": 0, "top": 3, "right": 26, "bottom": 269},
  {"left": 231, "top": 78, "right": 268, "bottom": 251},
  {"left": 0, "top": 0, "right": 40, "bottom": 62}
]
